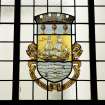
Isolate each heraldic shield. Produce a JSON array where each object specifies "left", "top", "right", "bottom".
[{"left": 26, "top": 13, "right": 83, "bottom": 91}]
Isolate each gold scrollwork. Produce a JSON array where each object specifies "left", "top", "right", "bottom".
[{"left": 26, "top": 42, "right": 82, "bottom": 91}]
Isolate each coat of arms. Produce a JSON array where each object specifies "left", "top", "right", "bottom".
[{"left": 26, "top": 13, "right": 83, "bottom": 91}]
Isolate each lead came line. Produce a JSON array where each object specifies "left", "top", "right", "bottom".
[
  {"left": 88, "top": 0, "right": 98, "bottom": 100},
  {"left": 12, "top": 0, "right": 20, "bottom": 100}
]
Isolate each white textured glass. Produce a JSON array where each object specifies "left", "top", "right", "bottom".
[
  {"left": 95, "top": 25, "right": 105, "bottom": 41},
  {"left": 20, "top": 43, "right": 31, "bottom": 60},
  {"left": 19, "top": 62, "right": 31, "bottom": 80},
  {"left": 35, "top": 0, "right": 47, "bottom": 5},
  {"left": 48, "top": 91, "right": 61, "bottom": 100},
  {"left": 62, "top": 0, "right": 74, "bottom": 6},
  {"left": 97, "top": 82, "right": 105, "bottom": 100},
  {"left": 1, "top": 7, "right": 14, "bottom": 22},
  {"left": 96, "top": 43, "right": 105, "bottom": 60},
  {"left": 1, "top": 0, "right": 14, "bottom": 5},
  {"left": 78, "top": 62, "right": 90, "bottom": 80},
  {"left": 34, "top": 82, "right": 47, "bottom": 100},
  {"left": 76, "top": 25, "right": 89, "bottom": 41},
  {"left": 48, "top": 7, "right": 61, "bottom": 13},
  {"left": 19, "top": 81, "right": 32, "bottom": 100},
  {"left": 76, "top": 0, "right": 88, "bottom": 5},
  {"left": 49, "top": 0, "right": 60, "bottom": 6},
  {"left": 76, "top": 7, "right": 88, "bottom": 23},
  {"left": 0, "top": 43, "right": 13, "bottom": 60},
  {"left": 79, "top": 43, "right": 89, "bottom": 60},
  {"left": 62, "top": 7, "right": 74, "bottom": 16},
  {"left": 20, "top": 25, "right": 33, "bottom": 41},
  {"left": 97, "top": 62, "right": 105, "bottom": 80},
  {"left": 95, "top": 0, "right": 105, "bottom": 5},
  {"left": 63, "top": 83, "right": 76, "bottom": 100},
  {"left": 0, "top": 82, "right": 12, "bottom": 100},
  {"left": 77, "top": 81, "right": 91, "bottom": 100},
  {"left": 95, "top": 7, "right": 105, "bottom": 23},
  {"left": 21, "top": 0, "right": 33, "bottom": 5},
  {"left": 0, "top": 24, "right": 14, "bottom": 41},
  {"left": 21, "top": 7, "right": 33, "bottom": 23},
  {"left": 35, "top": 7, "right": 47, "bottom": 16},
  {"left": 0, "top": 62, "right": 13, "bottom": 80}
]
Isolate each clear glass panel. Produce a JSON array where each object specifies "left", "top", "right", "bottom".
[
  {"left": 21, "top": 7, "right": 33, "bottom": 23},
  {"left": 0, "top": 62, "right": 13, "bottom": 80},
  {"left": 94, "top": 0, "right": 105, "bottom": 5},
  {"left": 97, "top": 82, "right": 105, "bottom": 100},
  {"left": 19, "top": 81, "right": 32, "bottom": 100},
  {"left": 62, "top": 0, "right": 74, "bottom": 6},
  {"left": 21, "top": 0, "right": 33, "bottom": 5},
  {"left": 76, "top": 7, "right": 88, "bottom": 23},
  {"left": 0, "top": 24, "right": 14, "bottom": 41},
  {"left": 96, "top": 43, "right": 105, "bottom": 60},
  {"left": 95, "top": 7, "right": 105, "bottom": 23},
  {"left": 76, "top": 25, "right": 89, "bottom": 41},
  {"left": 48, "top": 0, "right": 60, "bottom": 6},
  {"left": 0, "top": 82, "right": 12, "bottom": 100},
  {"left": 77, "top": 81, "right": 91, "bottom": 100},
  {"left": 76, "top": 0, "right": 88, "bottom": 5},
  {"left": 1, "top": 0, "right": 14, "bottom": 5},
  {"left": 95, "top": 25, "right": 105, "bottom": 41},
  {"left": 0, "top": 43, "right": 13, "bottom": 60},
  {"left": 1, "top": 7, "right": 14, "bottom": 22}
]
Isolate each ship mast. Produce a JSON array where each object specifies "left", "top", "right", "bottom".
[{"left": 45, "top": 35, "right": 52, "bottom": 56}]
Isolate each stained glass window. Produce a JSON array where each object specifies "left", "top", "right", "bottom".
[{"left": 0, "top": 0, "right": 104, "bottom": 101}]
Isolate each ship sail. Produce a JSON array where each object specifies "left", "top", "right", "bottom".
[{"left": 44, "top": 35, "right": 64, "bottom": 58}]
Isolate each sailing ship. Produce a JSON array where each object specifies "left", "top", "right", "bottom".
[{"left": 42, "top": 35, "right": 70, "bottom": 61}]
